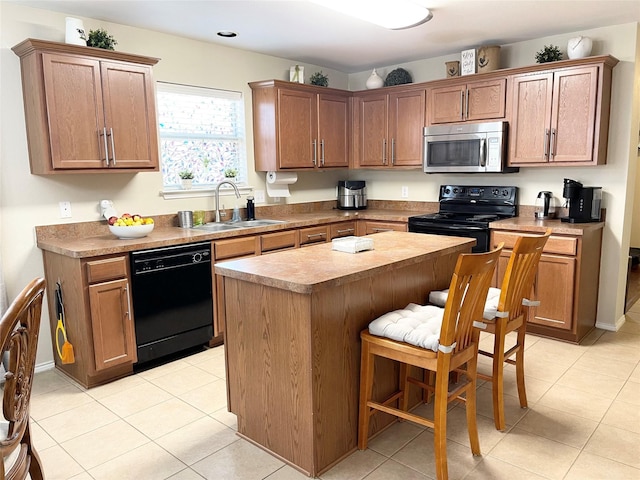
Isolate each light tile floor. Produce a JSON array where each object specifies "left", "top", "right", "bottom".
[{"left": 30, "top": 308, "right": 640, "bottom": 480}]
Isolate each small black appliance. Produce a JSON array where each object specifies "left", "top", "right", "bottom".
[
  {"left": 560, "top": 178, "right": 602, "bottom": 223},
  {"left": 337, "top": 180, "right": 367, "bottom": 210}
]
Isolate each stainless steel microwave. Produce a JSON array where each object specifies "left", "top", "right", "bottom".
[{"left": 423, "top": 121, "right": 517, "bottom": 174}]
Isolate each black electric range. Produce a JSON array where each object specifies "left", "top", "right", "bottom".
[{"left": 408, "top": 185, "right": 518, "bottom": 252}]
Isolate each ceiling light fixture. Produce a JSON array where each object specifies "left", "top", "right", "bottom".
[{"left": 311, "top": 0, "right": 432, "bottom": 30}]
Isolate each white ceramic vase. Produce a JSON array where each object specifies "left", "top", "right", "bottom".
[
  {"left": 65, "top": 17, "right": 86, "bottom": 45},
  {"left": 366, "top": 69, "right": 384, "bottom": 89},
  {"left": 567, "top": 36, "right": 593, "bottom": 59}
]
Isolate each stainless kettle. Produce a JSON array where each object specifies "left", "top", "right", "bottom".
[{"left": 535, "top": 191, "right": 557, "bottom": 219}]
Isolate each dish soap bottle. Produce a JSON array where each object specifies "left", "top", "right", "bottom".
[{"left": 246, "top": 196, "right": 255, "bottom": 220}]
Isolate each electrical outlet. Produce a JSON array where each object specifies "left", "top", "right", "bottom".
[
  {"left": 401, "top": 186, "right": 409, "bottom": 198},
  {"left": 254, "top": 190, "right": 266, "bottom": 203},
  {"left": 59, "top": 201, "right": 72, "bottom": 218}
]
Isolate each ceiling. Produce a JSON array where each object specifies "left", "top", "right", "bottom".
[{"left": 10, "top": 0, "right": 640, "bottom": 73}]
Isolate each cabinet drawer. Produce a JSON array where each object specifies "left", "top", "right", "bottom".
[
  {"left": 214, "top": 237, "right": 258, "bottom": 260},
  {"left": 299, "top": 226, "right": 329, "bottom": 246},
  {"left": 261, "top": 230, "right": 298, "bottom": 253},
  {"left": 492, "top": 231, "right": 577, "bottom": 256},
  {"left": 330, "top": 221, "right": 357, "bottom": 239},
  {"left": 86, "top": 256, "right": 128, "bottom": 284},
  {"left": 360, "top": 221, "right": 407, "bottom": 235}
]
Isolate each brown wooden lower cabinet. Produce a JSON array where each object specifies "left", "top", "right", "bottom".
[
  {"left": 42, "top": 252, "right": 137, "bottom": 388},
  {"left": 357, "top": 219, "right": 408, "bottom": 236},
  {"left": 491, "top": 226, "right": 602, "bottom": 343}
]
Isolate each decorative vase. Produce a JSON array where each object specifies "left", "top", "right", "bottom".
[
  {"left": 365, "top": 69, "right": 384, "bottom": 89},
  {"left": 477, "top": 45, "right": 501, "bottom": 73},
  {"left": 567, "top": 36, "right": 593, "bottom": 59},
  {"left": 181, "top": 179, "right": 193, "bottom": 190},
  {"left": 65, "top": 17, "right": 86, "bottom": 45}
]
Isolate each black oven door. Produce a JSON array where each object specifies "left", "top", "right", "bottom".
[{"left": 408, "top": 222, "right": 489, "bottom": 253}]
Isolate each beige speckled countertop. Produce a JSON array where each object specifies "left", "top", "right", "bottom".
[
  {"left": 35, "top": 201, "right": 432, "bottom": 258},
  {"left": 489, "top": 216, "right": 605, "bottom": 235},
  {"left": 214, "top": 231, "right": 474, "bottom": 294}
]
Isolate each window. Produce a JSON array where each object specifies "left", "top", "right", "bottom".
[{"left": 156, "top": 82, "right": 246, "bottom": 189}]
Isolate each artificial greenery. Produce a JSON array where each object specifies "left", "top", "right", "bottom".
[
  {"left": 384, "top": 68, "right": 412, "bottom": 86},
  {"left": 78, "top": 28, "right": 118, "bottom": 50},
  {"left": 224, "top": 167, "right": 238, "bottom": 178},
  {"left": 535, "top": 44, "right": 563, "bottom": 63},
  {"left": 309, "top": 71, "right": 329, "bottom": 87},
  {"left": 178, "top": 170, "right": 194, "bottom": 180}
]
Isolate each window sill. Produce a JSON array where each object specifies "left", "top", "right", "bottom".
[{"left": 161, "top": 185, "right": 253, "bottom": 200}]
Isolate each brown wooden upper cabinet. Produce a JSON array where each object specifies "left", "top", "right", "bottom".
[
  {"left": 12, "top": 39, "right": 160, "bottom": 175},
  {"left": 508, "top": 56, "right": 618, "bottom": 167},
  {"left": 353, "top": 87, "right": 426, "bottom": 168},
  {"left": 250, "top": 80, "right": 350, "bottom": 171},
  {"left": 428, "top": 78, "right": 506, "bottom": 124}
]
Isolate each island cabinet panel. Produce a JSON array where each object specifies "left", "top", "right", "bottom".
[
  {"left": 428, "top": 77, "right": 506, "bottom": 124},
  {"left": 249, "top": 80, "right": 350, "bottom": 171},
  {"left": 41, "top": 252, "right": 137, "bottom": 388},
  {"left": 491, "top": 226, "right": 602, "bottom": 343},
  {"left": 219, "top": 232, "right": 473, "bottom": 476},
  {"left": 508, "top": 57, "right": 617, "bottom": 167},
  {"left": 12, "top": 38, "right": 160, "bottom": 174},
  {"left": 353, "top": 87, "right": 425, "bottom": 168}
]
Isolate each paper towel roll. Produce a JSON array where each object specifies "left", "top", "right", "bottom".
[{"left": 266, "top": 171, "right": 297, "bottom": 197}]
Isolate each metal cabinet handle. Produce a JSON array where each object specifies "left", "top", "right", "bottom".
[
  {"left": 336, "top": 228, "right": 355, "bottom": 234},
  {"left": 544, "top": 129, "right": 550, "bottom": 159},
  {"left": 312, "top": 139, "right": 317, "bottom": 165},
  {"left": 465, "top": 89, "right": 469, "bottom": 120},
  {"left": 320, "top": 139, "right": 325, "bottom": 166},
  {"left": 479, "top": 138, "right": 486, "bottom": 166},
  {"left": 124, "top": 285, "right": 132, "bottom": 321},
  {"left": 550, "top": 128, "right": 557, "bottom": 158},
  {"left": 101, "top": 127, "right": 109, "bottom": 166},
  {"left": 372, "top": 228, "right": 394, "bottom": 232},
  {"left": 307, "top": 233, "right": 326, "bottom": 239},
  {"left": 108, "top": 127, "right": 116, "bottom": 165},
  {"left": 382, "top": 138, "right": 387, "bottom": 164},
  {"left": 460, "top": 91, "right": 465, "bottom": 121},
  {"left": 391, "top": 138, "right": 395, "bottom": 164}
]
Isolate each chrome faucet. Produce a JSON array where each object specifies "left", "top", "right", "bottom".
[{"left": 215, "top": 180, "right": 241, "bottom": 222}]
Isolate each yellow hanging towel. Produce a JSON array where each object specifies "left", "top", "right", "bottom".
[{"left": 55, "top": 282, "right": 75, "bottom": 364}]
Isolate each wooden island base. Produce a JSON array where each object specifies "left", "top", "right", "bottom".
[{"left": 215, "top": 232, "right": 474, "bottom": 476}]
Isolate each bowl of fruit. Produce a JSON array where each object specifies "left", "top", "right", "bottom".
[{"left": 108, "top": 214, "right": 155, "bottom": 239}]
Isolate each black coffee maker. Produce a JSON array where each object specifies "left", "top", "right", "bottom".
[{"left": 561, "top": 178, "right": 602, "bottom": 223}]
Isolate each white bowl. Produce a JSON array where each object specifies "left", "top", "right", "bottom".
[{"left": 109, "top": 223, "right": 154, "bottom": 239}]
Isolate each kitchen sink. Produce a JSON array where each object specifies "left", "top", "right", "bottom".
[
  {"left": 229, "top": 219, "right": 288, "bottom": 227},
  {"left": 192, "top": 219, "right": 287, "bottom": 232}
]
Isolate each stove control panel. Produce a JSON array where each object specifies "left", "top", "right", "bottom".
[{"left": 440, "top": 185, "right": 518, "bottom": 204}]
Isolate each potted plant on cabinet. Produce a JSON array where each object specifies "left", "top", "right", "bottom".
[{"left": 179, "top": 170, "right": 194, "bottom": 189}]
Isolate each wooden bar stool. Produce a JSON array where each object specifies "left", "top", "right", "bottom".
[
  {"left": 476, "top": 229, "right": 551, "bottom": 430},
  {"left": 358, "top": 245, "right": 502, "bottom": 480}
]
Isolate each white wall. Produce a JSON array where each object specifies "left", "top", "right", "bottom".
[{"left": 1, "top": 2, "right": 638, "bottom": 366}]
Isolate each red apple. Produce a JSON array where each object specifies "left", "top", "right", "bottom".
[
  {"left": 121, "top": 213, "right": 132, "bottom": 219},
  {"left": 108, "top": 216, "right": 118, "bottom": 225}
]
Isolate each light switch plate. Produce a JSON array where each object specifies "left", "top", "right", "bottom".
[
  {"left": 254, "top": 190, "right": 266, "bottom": 203},
  {"left": 59, "top": 201, "right": 72, "bottom": 218},
  {"left": 401, "top": 186, "right": 409, "bottom": 198}
]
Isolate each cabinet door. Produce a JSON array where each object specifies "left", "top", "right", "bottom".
[
  {"left": 101, "top": 61, "right": 159, "bottom": 169},
  {"left": 88, "top": 278, "right": 137, "bottom": 371},
  {"left": 318, "top": 93, "right": 350, "bottom": 168},
  {"left": 428, "top": 84, "right": 465, "bottom": 124},
  {"left": 509, "top": 72, "right": 554, "bottom": 165},
  {"left": 355, "top": 94, "right": 388, "bottom": 166},
  {"left": 277, "top": 89, "right": 317, "bottom": 168},
  {"left": 42, "top": 53, "right": 106, "bottom": 169},
  {"left": 388, "top": 90, "right": 425, "bottom": 166},
  {"left": 466, "top": 78, "right": 506, "bottom": 121},
  {"left": 550, "top": 66, "right": 598, "bottom": 164},
  {"left": 530, "top": 254, "right": 576, "bottom": 330}
]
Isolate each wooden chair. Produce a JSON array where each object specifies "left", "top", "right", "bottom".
[
  {"left": 476, "top": 229, "right": 551, "bottom": 431},
  {"left": 358, "top": 245, "right": 502, "bottom": 480},
  {"left": 1, "top": 277, "right": 46, "bottom": 480}
]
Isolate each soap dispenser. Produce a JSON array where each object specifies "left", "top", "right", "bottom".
[{"left": 246, "top": 196, "right": 255, "bottom": 220}]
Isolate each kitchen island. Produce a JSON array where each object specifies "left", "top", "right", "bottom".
[{"left": 214, "top": 231, "right": 474, "bottom": 476}]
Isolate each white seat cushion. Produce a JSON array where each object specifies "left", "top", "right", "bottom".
[
  {"left": 428, "top": 287, "right": 501, "bottom": 320},
  {"left": 368, "top": 303, "right": 445, "bottom": 352}
]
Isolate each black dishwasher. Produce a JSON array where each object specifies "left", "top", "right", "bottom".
[{"left": 130, "top": 242, "right": 213, "bottom": 365}]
